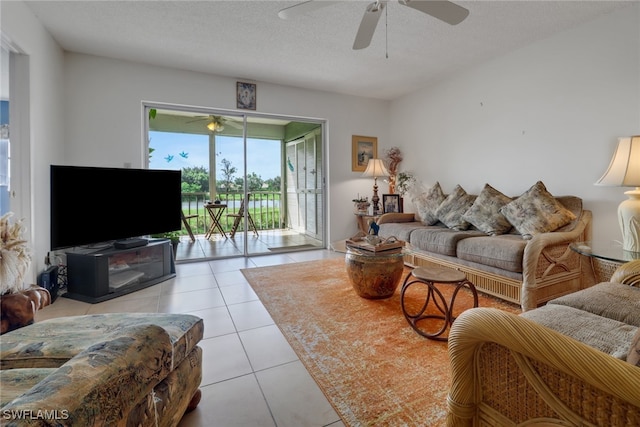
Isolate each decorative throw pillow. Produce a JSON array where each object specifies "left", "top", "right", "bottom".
[
  {"left": 436, "top": 185, "right": 476, "bottom": 230},
  {"left": 499, "top": 181, "right": 577, "bottom": 240},
  {"left": 628, "top": 328, "right": 640, "bottom": 367},
  {"left": 462, "top": 184, "right": 513, "bottom": 235},
  {"left": 412, "top": 182, "right": 445, "bottom": 225}
]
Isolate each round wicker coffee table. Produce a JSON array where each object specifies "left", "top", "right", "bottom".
[{"left": 400, "top": 266, "right": 478, "bottom": 340}]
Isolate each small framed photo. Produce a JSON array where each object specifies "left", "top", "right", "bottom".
[
  {"left": 352, "top": 135, "right": 377, "bottom": 172},
  {"left": 382, "top": 194, "right": 402, "bottom": 213},
  {"left": 237, "top": 82, "right": 256, "bottom": 110}
]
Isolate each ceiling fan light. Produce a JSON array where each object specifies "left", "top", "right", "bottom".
[{"left": 206, "top": 120, "right": 225, "bottom": 132}]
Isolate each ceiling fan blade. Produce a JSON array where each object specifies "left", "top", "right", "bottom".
[
  {"left": 278, "top": 1, "right": 340, "bottom": 20},
  {"left": 186, "top": 116, "right": 209, "bottom": 124},
  {"left": 399, "top": 0, "right": 469, "bottom": 25},
  {"left": 225, "top": 120, "right": 243, "bottom": 130},
  {"left": 353, "top": 2, "right": 385, "bottom": 50}
]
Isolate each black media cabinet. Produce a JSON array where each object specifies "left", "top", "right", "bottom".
[{"left": 64, "top": 238, "right": 176, "bottom": 303}]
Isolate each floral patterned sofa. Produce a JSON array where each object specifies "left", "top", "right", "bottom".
[
  {"left": 377, "top": 181, "right": 592, "bottom": 311},
  {"left": 0, "top": 313, "right": 203, "bottom": 426}
]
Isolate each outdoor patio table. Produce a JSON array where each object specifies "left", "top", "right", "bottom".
[{"left": 204, "top": 203, "right": 228, "bottom": 239}]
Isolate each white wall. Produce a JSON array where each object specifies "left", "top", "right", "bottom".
[
  {"left": 391, "top": 4, "right": 640, "bottom": 246},
  {"left": 3, "top": 2, "right": 389, "bottom": 273},
  {"left": 4, "top": 0, "right": 393, "bottom": 274},
  {"left": 1, "top": 1, "right": 65, "bottom": 281},
  {"left": 62, "top": 53, "right": 391, "bottom": 245}
]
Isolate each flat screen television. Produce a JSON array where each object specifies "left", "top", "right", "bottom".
[{"left": 50, "top": 165, "right": 182, "bottom": 250}]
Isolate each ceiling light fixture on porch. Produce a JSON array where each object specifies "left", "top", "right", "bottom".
[
  {"left": 207, "top": 119, "right": 224, "bottom": 132},
  {"left": 595, "top": 135, "right": 640, "bottom": 252},
  {"left": 363, "top": 158, "right": 389, "bottom": 215}
]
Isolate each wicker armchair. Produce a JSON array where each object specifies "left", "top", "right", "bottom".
[{"left": 446, "top": 306, "right": 640, "bottom": 426}]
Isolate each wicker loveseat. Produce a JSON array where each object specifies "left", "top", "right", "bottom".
[
  {"left": 0, "top": 313, "right": 203, "bottom": 426},
  {"left": 446, "top": 261, "right": 640, "bottom": 426},
  {"left": 377, "top": 181, "right": 592, "bottom": 311}
]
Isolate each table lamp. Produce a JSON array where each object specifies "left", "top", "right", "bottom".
[
  {"left": 362, "top": 158, "right": 389, "bottom": 215},
  {"left": 595, "top": 135, "right": 640, "bottom": 252}
]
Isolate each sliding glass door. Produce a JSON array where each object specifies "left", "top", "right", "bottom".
[
  {"left": 145, "top": 105, "right": 325, "bottom": 262},
  {"left": 286, "top": 128, "right": 323, "bottom": 241}
]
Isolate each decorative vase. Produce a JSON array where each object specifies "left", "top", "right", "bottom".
[
  {"left": 388, "top": 174, "right": 396, "bottom": 194},
  {"left": 345, "top": 249, "right": 405, "bottom": 299}
]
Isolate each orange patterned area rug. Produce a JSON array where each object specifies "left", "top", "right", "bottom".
[{"left": 241, "top": 258, "right": 519, "bottom": 426}]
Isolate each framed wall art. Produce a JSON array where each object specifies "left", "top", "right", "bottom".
[
  {"left": 382, "top": 194, "right": 402, "bottom": 213},
  {"left": 352, "top": 135, "right": 377, "bottom": 172},
  {"left": 237, "top": 82, "right": 256, "bottom": 110}
]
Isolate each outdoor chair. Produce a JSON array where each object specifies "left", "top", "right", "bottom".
[
  {"left": 181, "top": 210, "right": 200, "bottom": 242},
  {"left": 227, "top": 194, "right": 259, "bottom": 238}
]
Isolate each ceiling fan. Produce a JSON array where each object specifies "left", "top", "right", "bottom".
[
  {"left": 278, "top": 0, "right": 469, "bottom": 50},
  {"left": 187, "top": 115, "right": 242, "bottom": 132}
]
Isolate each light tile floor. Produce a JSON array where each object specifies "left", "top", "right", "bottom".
[
  {"left": 174, "top": 229, "right": 324, "bottom": 262},
  {"left": 37, "top": 249, "right": 346, "bottom": 427}
]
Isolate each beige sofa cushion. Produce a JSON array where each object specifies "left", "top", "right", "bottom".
[
  {"left": 462, "top": 183, "right": 513, "bottom": 235},
  {"left": 436, "top": 184, "right": 476, "bottom": 230},
  {"left": 456, "top": 234, "right": 527, "bottom": 273},
  {"left": 412, "top": 182, "right": 445, "bottom": 225},
  {"left": 500, "top": 181, "right": 576, "bottom": 239},
  {"left": 378, "top": 221, "right": 427, "bottom": 242},
  {"left": 521, "top": 304, "right": 637, "bottom": 360},
  {"left": 409, "top": 227, "right": 484, "bottom": 257},
  {"left": 548, "top": 282, "right": 640, "bottom": 327},
  {"left": 629, "top": 328, "right": 640, "bottom": 366}
]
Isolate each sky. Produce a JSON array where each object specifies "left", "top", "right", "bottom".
[{"left": 149, "top": 132, "right": 281, "bottom": 180}]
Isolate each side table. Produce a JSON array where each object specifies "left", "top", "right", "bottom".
[
  {"left": 400, "top": 266, "right": 478, "bottom": 341},
  {"left": 344, "top": 246, "right": 405, "bottom": 299},
  {"left": 204, "top": 203, "right": 228, "bottom": 239},
  {"left": 570, "top": 241, "right": 640, "bottom": 283},
  {"left": 354, "top": 213, "right": 380, "bottom": 235}
]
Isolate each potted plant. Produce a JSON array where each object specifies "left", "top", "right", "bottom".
[
  {"left": 395, "top": 172, "right": 416, "bottom": 197},
  {"left": 0, "top": 213, "right": 31, "bottom": 295},
  {"left": 0, "top": 213, "right": 54, "bottom": 334},
  {"left": 352, "top": 196, "right": 370, "bottom": 214},
  {"left": 152, "top": 231, "right": 181, "bottom": 255}
]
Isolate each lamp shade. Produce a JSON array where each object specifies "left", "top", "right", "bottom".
[
  {"left": 595, "top": 135, "right": 640, "bottom": 252},
  {"left": 595, "top": 136, "right": 640, "bottom": 187},
  {"left": 362, "top": 158, "right": 390, "bottom": 178}
]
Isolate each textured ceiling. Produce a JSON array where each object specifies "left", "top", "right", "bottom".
[{"left": 25, "top": 0, "right": 633, "bottom": 100}]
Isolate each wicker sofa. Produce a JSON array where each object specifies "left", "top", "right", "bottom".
[
  {"left": 0, "top": 313, "right": 203, "bottom": 426},
  {"left": 377, "top": 182, "right": 592, "bottom": 311},
  {"left": 446, "top": 261, "right": 640, "bottom": 427}
]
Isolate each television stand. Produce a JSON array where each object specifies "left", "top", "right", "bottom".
[
  {"left": 64, "top": 239, "right": 175, "bottom": 303},
  {"left": 114, "top": 238, "right": 148, "bottom": 249}
]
